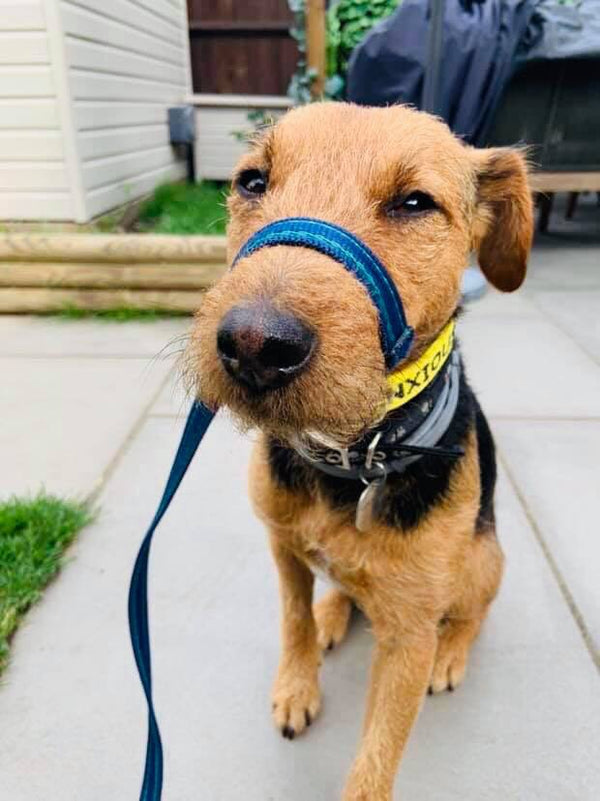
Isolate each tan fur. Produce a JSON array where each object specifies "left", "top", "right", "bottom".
[
  {"left": 314, "top": 588, "right": 353, "bottom": 651},
  {"left": 186, "top": 103, "right": 532, "bottom": 800}
]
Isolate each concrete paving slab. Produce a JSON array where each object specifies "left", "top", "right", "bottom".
[
  {"left": 524, "top": 242, "right": 600, "bottom": 291},
  {"left": 495, "top": 419, "right": 600, "bottom": 648},
  {"left": 0, "top": 416, "right": 598, "bottom": 801},
  {"left": 529, "top": 290, "right": 600, "bottom": 363},
  {"left": 458, "top": 315, "right": 600, "bottom": 418},
  {"left": 0, "top": 316, "right": 190, "bottom": 358},
  {"left": 0, "top": 356, "right": 172, "bottom": 499},
  {"left": 462, "top": 287, "right": 542, "bottom": 319},
  {"left": 150, "top": 369, "right": 193, "bottom": 418},
  {"left": 400, "top": 467, "right": 600, "bottom": 801}
]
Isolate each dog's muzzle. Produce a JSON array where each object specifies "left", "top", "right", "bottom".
[{"left": 231, "top": 217, "right": 415, "bottom": 369}]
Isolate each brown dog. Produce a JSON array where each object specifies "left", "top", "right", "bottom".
[{"left": 186, "top": 102, "right": 533, "bottom": 800}]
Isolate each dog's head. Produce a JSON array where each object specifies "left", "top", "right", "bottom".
[{"left": 188, "top": 103, "right": 533, "bottom": 442}]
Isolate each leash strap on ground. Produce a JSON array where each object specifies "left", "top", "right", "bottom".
[
  {"left": 232, "top": 217, "right": 415, "bottom": 368},
  {"left": 128, "top": 400, "right": 216, "bottom": 801}
]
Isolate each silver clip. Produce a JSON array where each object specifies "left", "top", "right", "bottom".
[
  {"left": 340, "top": 447, "right": 351, "bottom": 470},
  {"left": 302, "top": 431, "right": 351, "bottom": 471},
  {"left": 365, "top": 431, "right": 383, "bottom": 471}
]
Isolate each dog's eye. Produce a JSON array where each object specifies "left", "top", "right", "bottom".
[
  {"left": 387, "top": 191, "right": 438, "bottom": 218},
  {"left": 236, "top": 169, "right": 268, "bottom": 199}
]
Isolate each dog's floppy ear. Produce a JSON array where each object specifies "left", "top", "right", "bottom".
[{"left": 471, "top": 148, "right": 533, "bottom": 292}]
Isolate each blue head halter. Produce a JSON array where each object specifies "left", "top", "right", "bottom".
[
  {"left": 232, "top": 217, "right": 414, "bottom": 369},
  {"left": 128, "top": 217, "right": 414, "bottom": 800}
]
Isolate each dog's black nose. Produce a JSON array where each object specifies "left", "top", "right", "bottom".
[{"left": 216, "top": 303, "right": 316, "bottom": 392}]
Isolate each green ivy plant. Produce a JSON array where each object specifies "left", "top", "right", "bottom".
[
  {"left": 327, "top": 0, "right": 402, "bottom": 98},
  {"left": 287, "top": 0, "right": 401, "bottom": 103},
  {"left": 231, "top": 109, "right": 276, "bottom": 143},
  {"left": 287, "top": 0, "right": 318, "bottom": 104}
]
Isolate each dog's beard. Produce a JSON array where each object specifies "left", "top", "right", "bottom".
[
  {"left": 185, "top": 358, "right": 387, "bottom": 448},
  {"left": 209, "top": 386, "right": 383, "bottom": 445}
]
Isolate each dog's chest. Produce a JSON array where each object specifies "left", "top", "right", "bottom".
[
  {"left": 287, "top": 508, "right": 372, "bottom": 594},
  {"left": 304, "top": 545, "right": 345, "bottom": 588}
]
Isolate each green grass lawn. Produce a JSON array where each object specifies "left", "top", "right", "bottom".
[
  {"left": 0, "top": 494, "right": 93, "bottom": 674},
  {"left": 137, "top": 180, "right": 229, "bottom": 235}
]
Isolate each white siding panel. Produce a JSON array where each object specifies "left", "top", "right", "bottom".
[
  {"left": 0, "top": 131, "right": 64, "bottom": 160},
  {"left": 74, "top": 101, "right": 169, "bottom": 131},
  {"left": 0, "top": 32, "right": 49, "bottom": 64},
  {"left": 0, "top": 3, "right": 76, "bottom": 221},
  {"left": 60, "top": 0, "right": 181, "bottom": 45},
  {"left": 0, "top": 99, "right": 59, "bottom": 128},
  {"left": 0, "top": 67, "right": 54, "bottom": 97},
  {"left": 0, "top": 191, "right": 73, "bottom": 220},
  {"left": 66, "top": 39, "right": 185, "bottom": 85},
  {"left": 158, "top": 0, "right": 186, "bottom": 13},
  {"left": 57, "top": 0, "right": 190, "bottom": 219},
  {"left": 70, "top": 71, "right": 183, "bottom": 102},
  {"left": 84, "top": 161, "right": 184, "bottom": 219},
  {"left": 0, "top": 0, "right": 190, "bottom": 221},
  {"left": 82, "top": 146, "right": 176, "bottom": 190},
  {"left": 128, "top": 0, "right": 182, "bottom": 31},
  {"left": 0, "top": 1, "right": 46, "bottom": 31},
  {"left": 196, "top": 107, "right": 285, "bottom": 180},
  {"left": 0, "top": 163, "right": 69, "bottom": 190},
  {"left": 78, "top": 125, "right": 170, "bottom": 160},
  {"left": 60, "top": 4, "right": 183, "bottom": 65}
]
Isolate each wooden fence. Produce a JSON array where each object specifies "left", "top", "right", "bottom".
[{"left": 187, "top": 0, "right": 298, "bottom": 96}]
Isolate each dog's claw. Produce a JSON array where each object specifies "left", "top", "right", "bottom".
[{"left": 272, "top": 671, "right": 321, "bottom": 738}]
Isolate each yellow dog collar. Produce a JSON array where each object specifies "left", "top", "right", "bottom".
[{"left": 386, "top": 321, "right": 455, "bottom": 413}]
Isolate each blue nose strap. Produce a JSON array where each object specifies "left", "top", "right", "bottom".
[
  {"left": 128, "top": 217, "right": 414, "bottom": 801},
  {"left": 232, "top": 217, "right": 414, "bottom": 368}
]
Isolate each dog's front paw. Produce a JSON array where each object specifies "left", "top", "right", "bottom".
[{"left": 272, "top": 667, "right": 321, "bottom": 740}]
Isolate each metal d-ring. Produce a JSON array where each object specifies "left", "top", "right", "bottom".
[{"left": 359, "top": 459, "right": 387, "bottom": 486}]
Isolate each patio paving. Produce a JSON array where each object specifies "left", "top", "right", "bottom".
[
  {"left": 0, "top": 228, "right": 599, "bottom": 800},
  {"left": 0, "top": 318, "right": 189, "bottom": 498}
]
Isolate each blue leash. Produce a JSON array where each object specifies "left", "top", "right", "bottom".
[
  {"left": 128, "top": 401, "right": 215, "bottom": 801},
  {"left": 127, "top": 218, "right": 414, "bottom": 800}
]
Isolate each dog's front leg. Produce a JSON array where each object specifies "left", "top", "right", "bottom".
[
  {"left": 269, "top": 532, "right": 321, "bottom": 739},
  {"left": 343, "top": 627, "right": 437, "bottom": 801}
]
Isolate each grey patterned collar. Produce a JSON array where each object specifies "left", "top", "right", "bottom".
[{"left": 291, "top": 351, "right": 462, "bottom": 482}]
